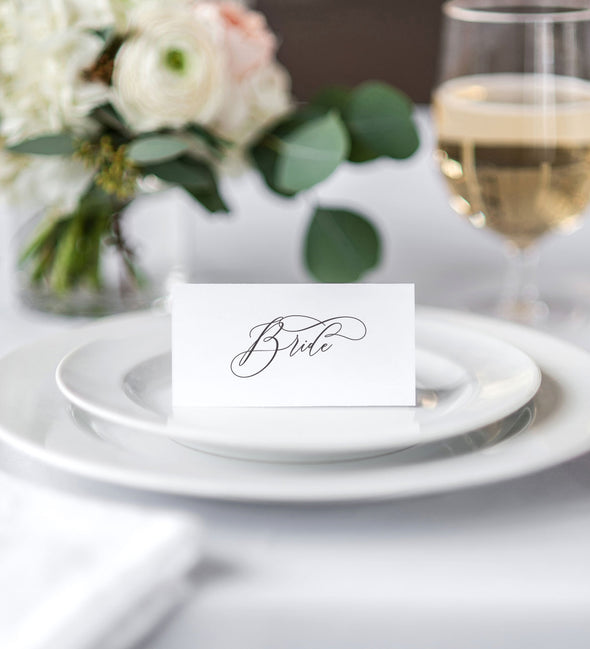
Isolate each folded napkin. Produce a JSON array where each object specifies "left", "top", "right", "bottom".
[{"left": 0, "top": 472, "right": 202, "bottom": 649}]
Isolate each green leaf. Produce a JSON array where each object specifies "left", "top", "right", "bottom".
[
  {"left": 275, "top": 112, "right": 349, "bottom": 193},
  {"left": 90, "top": 27, "right": 115, "bottom": 42},
  {"left": 184, "top": 185, "right": 229, "bottom": 213},
  {"left": 344, "top": 81, "right": 419, "bottom": 160},
  {"left": 310, "top": 85, "right": 351, "bottom": 113},
  {"left": 348, "top": 81, "right": 413, "bottom": 121},
  {"left": 250, "top": 140, "right": 296, "bottom": 197},
  {"left": 250, "top": 107, "right": 340, "bottom": 197},
  {"left": 90, "top": 104, "right": 130, "bottom": 136},
  {"left": 348, "top": 140, "right": 380, "bottom": 164},
  {"left": 7, "top": 133, "right": 76, "bottom": 156},
  {"left": 127, "top": 135, "right": 188, "bottom": 164},
  {"left": 259, "top": 105, "right": 328, "bottom": 136},
  {"left": 304, "top": 206, "right": 381, "bottom": 282},
  {"left": 141, "top": 156, "right": 216, "bottom": 192},
  {"left": 143, "top": 155, "right": 228, "bottom": 213},
  {"left": 187, "top": 124, "right": 231, "bottom": 150}
]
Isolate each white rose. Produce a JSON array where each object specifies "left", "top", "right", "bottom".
[
  {"left": 112, "top": 2, "right": 227, "bottom": 132},
  {"left": 247, "top": 63, "right": 292, "bottom": 129},
  {"left": 214, "top": 62, "right": 292, "bottom": 146}
]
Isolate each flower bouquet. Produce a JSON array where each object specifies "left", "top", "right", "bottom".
[{"left": 0, "top": 0, "right": 419, "bottom": 315}]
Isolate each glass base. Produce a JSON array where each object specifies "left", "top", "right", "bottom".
[
  {"left": 446, "top": 275, "right": 590, "bottom": 342},
  {"left": 12, "top": 199, "right": 194, "bottom": 318},
  {"left": 16, "top": 281, "right": 162, "bottom": 317},
  {"left": 472, "top": 295, "right": 549, "bottom": 325}
]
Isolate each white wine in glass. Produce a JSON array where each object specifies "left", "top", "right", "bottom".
[{"left": 433, "top": 1, "right": 590, "bottom": 322}]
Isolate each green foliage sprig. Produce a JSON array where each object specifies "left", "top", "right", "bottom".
[
  {"left": 251, "top": 81, "right": 419, "bottom": 280},
  {"left": 12, "top": 80, "right": 418, "bottom": 292}
]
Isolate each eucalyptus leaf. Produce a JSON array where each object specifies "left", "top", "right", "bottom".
[
  {"left": 76, "top": 183, "right": 120, "bottom": 219},
  {"left": 91, "top": 104, "right": 130, "bottom": 136},
  {"left": 143, "top": 155, "right": 228, "bottom": 213},
  {"left": 275, "top": 112, "right": 349, "bottom": 193},
  {"left": 187, "top": 124, "right": 231, "bottom": 150},
  {"left": 8, "top": 133, "right": 76, "bottom": 156},
  {"left": 344, "top": 82, "right": 419, "bottom": 159},
  {"left": 250, "top": 140, "right": 296, "bottom": 197},
  {"left": 352, "top": 81, "right": 413, "bottom": 116},
  {"left": 127, "top": 135, "right": 188, "bottom": 164},
  {"left": 283, "top": 104, "right": 330, "bottom": 128},
  {"left": 90, "top": 27, "right": 115, "bottom": 42},
  {"left": 347, "top": 140, "right": 380, "bottom": 164},
  {"left": 304, "top": 206, "right": 381, "bottom": 282},
  {"left": 141, "top": 156, "right": 216, "bottom": 192},
  {"left": 250, "top": 108, "right": 344, "bottom": 196},
  {"left": 184, "top": 185, "right": 229, "bottom": 213},
  {"left": 310, "top": 85, "right": 351, "bottom": 113}
]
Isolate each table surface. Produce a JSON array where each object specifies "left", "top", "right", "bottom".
[{"left": 3, "top": 111, "right": 590, "bottom": 648}]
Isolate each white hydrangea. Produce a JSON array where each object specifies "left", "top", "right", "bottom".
[
  {"left": 0, "top": 0, "right": 294, "bottom": 217},
  {"left": 0, "top": 150, "right": 93, "bottom": 216},
  {"left": 0, "top": 0, "right": 111, "bottom": 143},
  {"left": 0, "top": 0, "right": 112, "bottom": 215}
]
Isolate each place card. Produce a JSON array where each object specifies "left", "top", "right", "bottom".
[{"left": 172, "top": 283, "right": 415, "bottom": 407}]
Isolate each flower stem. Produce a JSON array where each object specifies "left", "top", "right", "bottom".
[{"left": 19, "top": 185, "right": 138, "bottom": 297}]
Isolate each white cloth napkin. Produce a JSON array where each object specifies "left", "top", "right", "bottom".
[{"left": 0, "top": 472, "right": 202, "bottom": 649}]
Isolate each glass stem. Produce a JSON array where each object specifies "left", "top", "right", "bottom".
[{"left": 499, "top": 241, "right": 545, "bottom": 322}]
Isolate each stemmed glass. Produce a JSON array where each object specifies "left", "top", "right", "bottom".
[{"left": 433, "top": 0, "right": 590, "bottom": 322}]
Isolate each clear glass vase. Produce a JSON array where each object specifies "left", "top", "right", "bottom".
[{"left": 13, "top": 190, "right": 195, "bottom": 317}]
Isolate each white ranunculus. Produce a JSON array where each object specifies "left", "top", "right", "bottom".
[
  {"left": 108, "top": 0, "right": 184, "bottom": 32},
  {"left": 112, "top": 2, "right": 228, "bottom": 132},
  {"left": 0, "top": 1, "right": 110, "bottom": 143}
]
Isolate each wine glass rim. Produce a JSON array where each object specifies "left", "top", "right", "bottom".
[{"left": 443, "top": 1, "right": 590, "bottom": 23}]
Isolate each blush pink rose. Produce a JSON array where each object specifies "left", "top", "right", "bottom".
[{"left": 203, "top": 2, "right": 278, "bottom": 80}]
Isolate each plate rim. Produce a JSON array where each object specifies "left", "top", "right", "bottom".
[
  {"left": 53, "top": 311, "right": 542, "bottom": 462},
  {"left": 0, "top": 307, "right": 589, "bottom": 503}
]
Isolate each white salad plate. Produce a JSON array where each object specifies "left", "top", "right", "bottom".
[
  {"left": 54, "top": 312, "right": 541, "bottom": 462},
  {"left": 0, "top": 307, "right": 589, "bottom": 503}
]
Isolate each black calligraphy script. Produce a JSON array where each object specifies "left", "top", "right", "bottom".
[{"left": 230, "top": 315, "right": 367, "bottom": 378}]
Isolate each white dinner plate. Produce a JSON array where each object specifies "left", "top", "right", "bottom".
[
  {"left": 0, "top": 307, "right": 589, "bottom": 503},
  {"left": 54, "top": 313, "right": 541, "bottom": 462}
]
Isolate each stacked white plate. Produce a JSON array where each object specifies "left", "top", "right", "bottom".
[{"left": 1, "top": 307, "right": 590, "bottom": 503}]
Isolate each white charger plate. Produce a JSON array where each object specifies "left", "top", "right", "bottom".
[
  {"left": 54, "top": 313, "right": 541, "bottom": 462},
  {"left": 0, "top": 307, "right": 589, "bottom": 503}
]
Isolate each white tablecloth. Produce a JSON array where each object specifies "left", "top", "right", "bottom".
[{"left": 2, "top": 110, "right": 590, "bottom": 648}]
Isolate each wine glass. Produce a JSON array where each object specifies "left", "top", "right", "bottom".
[{"left": 433, "top": 0, "right": 590, "bottom": 323}]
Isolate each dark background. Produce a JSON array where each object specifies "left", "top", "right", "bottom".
[{"left": 258, "top": 0, "right": 445, "bottom": 103}]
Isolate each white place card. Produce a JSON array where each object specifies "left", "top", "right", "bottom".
[{"left": 172, "top": 283, "right": 415, "bottom": 408}]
